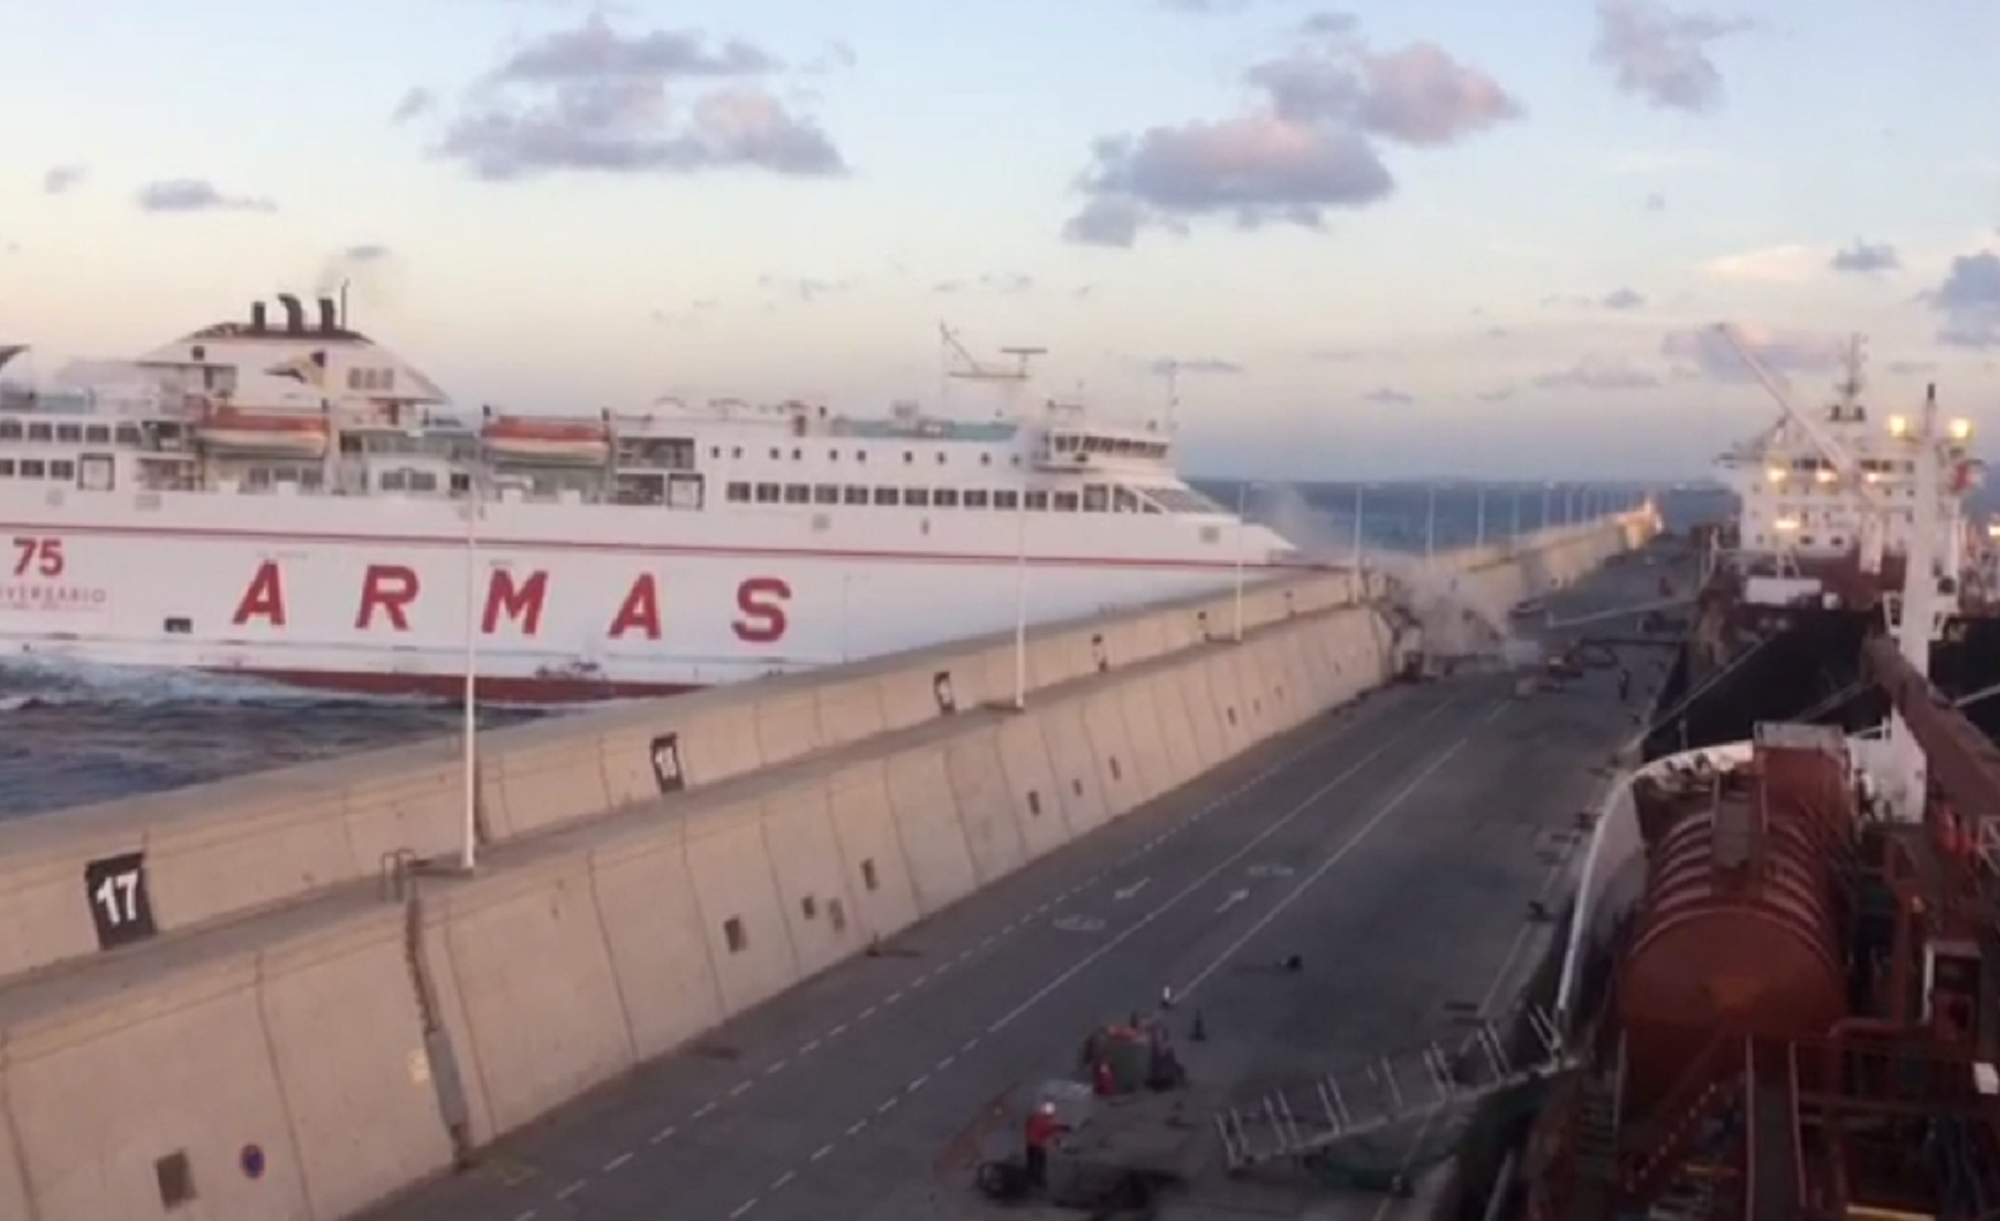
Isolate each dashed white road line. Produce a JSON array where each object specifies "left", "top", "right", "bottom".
[{"left": 500, "top": 688, "right": 1463, "bottom": 1217}]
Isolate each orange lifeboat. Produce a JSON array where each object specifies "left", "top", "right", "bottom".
[
  {"left": 480, "top": 415, "right": 611, "bottom": 465},
  {"left": 194, "top": 407, "right": 331, "bottom": 458}
]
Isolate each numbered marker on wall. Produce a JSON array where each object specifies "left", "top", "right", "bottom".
[
  {"left": 84, "top": 851, "right": 157, "bottom": 949},
  {"left": 649, "top": 732, "right": 686, "bottom": 794}
]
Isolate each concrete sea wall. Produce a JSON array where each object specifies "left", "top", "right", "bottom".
[{"left": 0, "top": 515, "right": 1650, "bottom": 1221}]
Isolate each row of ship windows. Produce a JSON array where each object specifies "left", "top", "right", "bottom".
[
  {"left": 721, "top": 482, "right": 1160, "bottom": 512},
  {"left": 713, "top": 444, "right": 1008, "bottom": 466},
  {"left": 1750, "top": 534, "right": 1847, "bottom": 548},
  {"left": 0, "top": 419, "right": 145, "bottom": 445},
  {"left": 0, "top": 458, "right": 77, "bottom": 480}
]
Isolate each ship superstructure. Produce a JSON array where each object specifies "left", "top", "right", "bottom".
[
  {"left": 1711, "top": 332, "right": 1994, "bottom": 612},
  {"left": 1520, "top": 332, "right": 2000, "bottom": 1218},
  {"left": 0, "top": 296, "right": 1297, "bottom": 701}
]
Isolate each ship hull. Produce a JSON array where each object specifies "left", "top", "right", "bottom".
[{"left": 0, "top": 490, "right": 1310, "bottom": 702}]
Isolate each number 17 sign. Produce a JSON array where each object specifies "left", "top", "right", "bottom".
[{"left": 84, "top": 851, "right": 158, "bottom": 950}]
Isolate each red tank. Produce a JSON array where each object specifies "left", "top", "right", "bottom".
[{"left": 1617, "top": 735, "right": 1853, "bottom": 1111}]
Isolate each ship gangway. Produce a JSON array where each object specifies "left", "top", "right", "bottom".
[{"left": 1214, "top": 1005, "right": 1577, "bottom": 1175}]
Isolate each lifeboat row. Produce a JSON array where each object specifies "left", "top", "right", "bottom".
[{"left": 190, "top": 410, "right": 613, "bottom": 465}]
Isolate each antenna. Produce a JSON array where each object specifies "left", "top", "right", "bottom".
[
  {"left": 1156, "top": 358, "right": 1181, "bottom": 431},
  {"left": 1833, "top": 333, "right": 1865, "bottom": 420},
  {"left": 939, "top": 322, "right": 1045, "bottom": 420}
]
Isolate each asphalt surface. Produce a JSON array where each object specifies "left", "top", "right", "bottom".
[{"left": 355, "top": 549, "right": 1682, "bottom": 1221}]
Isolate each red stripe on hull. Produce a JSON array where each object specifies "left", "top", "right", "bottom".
[
  {"left": 0, "top": 520, "right": 1323, "bottom": 574},
  {"left": 202, "top": 666, "right": 706, "bottom": 705}
]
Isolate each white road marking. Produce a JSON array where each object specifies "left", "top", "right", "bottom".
[
  {"left": 650, "top": 1125, "right": 676, "bottom": 1144},
  {"left": 1178, "top": 726, "right": 1483, "bottom": 998},
  {"left": 811, "top": 1143, "right": 834, "bottom": 1161},
  {"left": 979, "top": 695, "right": 1464, "bottom": 1035},
  {"left": 554, "top": 1180, "right": 585, "bottom": 1201},
  {"left": 771, "top": 1170, "right": 796, "bottom": 1190},
  {"left": 729, "top": 1081, "right": 752, "bottom": 1096},
  {"left": 728, "top": 1199, "right": 758, "bottom": 1218},
  {"left": 602, "top": 1152, "right": 632, "bottom": 1172}
]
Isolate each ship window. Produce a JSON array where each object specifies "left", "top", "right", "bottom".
[
  {"left": 812, "top": 483, "right": 839, "bottom": 505},
  {"left": 710, "top": 446, "right": 721, "bottom": 458},
  {"left": 20, "top": 459, "right": 44, "bottom": 478},
  {"left": 828, "top": 449, "right": 839, "bottom": 461},
  {"left": 903, "top": 451, "right": 914, "bottom": 463},
  {"left": 843, "top": 485, "right": 868, "bottom": 505},
  {"left": 1113, "top": 487, "right": 1140, "bottom": 512},
  {"left": 935, "top": 451, "right": 946, "bottom": 464},
  {"left": 872, "top": 486, "right": 898, "bottom": 505},
  {"left": 0, "top": 459, "right": 13, "bottom": 476},
  {"left": 934, "top": 488, "right": 960, "bottom": 507},
  {"left": 247, "top": 467, "right": 273, "bottom": 488},
  {"left": 980, "top": 453, "right": 991, "bottom": 465},
  {"left": 0, "top": 420, "right": 17, "bottom": 440},
  {"left": 855, "top": 450, "right": 867, "bottom": 463},
  {"left": 754, "top": 482, "right": 780, "bottom": 503},
  {"left": 769, "top": 448, "right": 781, "bottom": 459},
  {"left": 27, "top": 423, "right": 51, "bottom": 441},
  {"left": 964, "top": 489, "right": 989, "bottom": 508},
  {"left": 50, "top": 459, "right": 74, "bottom": 480},
  {"left": 905, "top": 488, "right": 930, "bottom": 507},
  {"left": 84, "top": 425, "right": 110, "bottom": 443},
  {"left": 55, "top": 424, "right": 81, "bottom": 443},
  {"left": 379, "top": 469, "right": 407, "bottom": 490},
  {"left": 994, "top": 490, "right": 1018, "bottom": 509},
  {"left": 1025, "top": 491, "right": 1049, "bottom": 510},
  {"left": 783, "top": 483, "right": 810, "bottom": 504},
  {"left": 791, "top": 448, "right": 802, "bottom": 460},
  {"left": 1083, "top": 486, "right": 1108, "bottom": 511},
  {"left": 408, "top": 471, "right": 438, "bottom": 492},
  {"left": 731, "top": 447, "right": 743, "bottom": 458},
  {"left": 1053, "top": 491, "right": 1080, "bottom": 511},
  {"left": 725, "top": 481, "right": 750, "bottom": 502}
]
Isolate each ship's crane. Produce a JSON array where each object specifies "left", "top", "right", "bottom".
[{"left": 938, "top": 323, "right": 1044, "bottom": 421}]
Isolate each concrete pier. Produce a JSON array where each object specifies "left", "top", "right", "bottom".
[{"left": 0, "top": 516, "right": 1647, "bottom": 1221}]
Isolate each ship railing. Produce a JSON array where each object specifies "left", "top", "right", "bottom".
[{"left": 1621, "top": 1030, "right": 1746, "bottom": 1202}]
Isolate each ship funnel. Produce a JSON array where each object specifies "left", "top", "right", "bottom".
[
  {"left": 276, "top": 293, "right": 305, "bottom": 333},
  {"left": 250, "top": 301, "right": 268, "bottom": 332},
  {"left": 316, "top": 296, "right": 337, "bottom": 332}
]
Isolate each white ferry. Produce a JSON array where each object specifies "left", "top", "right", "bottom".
[{"left": 0, "top": 295, "right": 1301, "bottom": 702}]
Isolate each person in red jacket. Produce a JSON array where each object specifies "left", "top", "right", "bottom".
[{"left": 1024, "top": 1101, "right": 1067, "bottom": 1189}]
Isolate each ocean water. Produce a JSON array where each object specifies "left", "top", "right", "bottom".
[{"left": 0, "top": 482, "right": 1713, "bottom": 819}]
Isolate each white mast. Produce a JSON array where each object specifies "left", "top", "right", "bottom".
[{"left": 941, "top": 324, "right": 1045, "bottom": 709}]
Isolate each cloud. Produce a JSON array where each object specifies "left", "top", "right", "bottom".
[
  {"left": 1533, "top": 356, "right": 1662, "bottom": 390},
  {"left": 1829, "top": 240, "right": 1899, "bottom": 275},
  {"left": 1601, "top": 287, "right": 1645, "bottom": 309},
  {"left": 1062, "top": 17, "right": 1519, "bottom": 246},
  {"left": 933, "top": 273, "right": 1033, "bottom": 295},
  {"left": 1592, "top": 0, "right": 1752, "bottom": 113},
  {"left": 41, "top": 165, "right": 86, "bottom": 194},
  {"left": 1364, "top": 387, "right": 1413, "bottom": 404},
  {"left": 1150, "top": 357, "right": 1244, "bottom": 375},
  {"left": 1662, "top": 324, "right": 1847, "bottom": 380},
  {"left": 134, "top": 179, "right": 277, "bottom": 214},
  {"left": 1919, "top": 251, "right": 2000, "bottom": 349},
  {"left": 1644, "top": 192, "right": 1665, "bottom": 211},
  {"left": 314, "top": 243, "right": 400, "bottom": 298},
  {"left": 1698, "top": 243, "right": 1818, "bottom": 284},
  {"left": 420, "top": 15, "right": 845, "bottom": 180},
  {"left": 391, "top": 88, "right": 434, "bottom": 123},
  {"left": 758, "top": 275, "right": 856, "bottom": 303}
]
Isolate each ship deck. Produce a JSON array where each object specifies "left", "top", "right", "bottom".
[{"left": 349, "top": 555, "right": 1682, "bottom": 1221}]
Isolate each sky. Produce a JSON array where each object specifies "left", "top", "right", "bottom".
[{"left": 2, "top": 0, "right": 1997, "bottom": 480}]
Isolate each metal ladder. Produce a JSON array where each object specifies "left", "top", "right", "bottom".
[{"left": 1215, "top": 1007, "right": 1572, "bottom": 1174}]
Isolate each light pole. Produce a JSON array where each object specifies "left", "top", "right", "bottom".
[
  {"left": 1012, "top": 488, "right": 1028, "bottom": 709},
  {"left": 1232, "top": 481, "right": 1254, "bottom": 641},
  {"left": 1509, "top": 486, "right": 1522, "bottom": 543},
  {"left": 1473, "top": 484, "right": 1487, "bottom": 549},
  {"left": 459, "top": 463, "right": 483, "bottom": 872},
  {"left": 1423, "top": 483, "right": 1438, "bottom": 565},
  {"left": 1350, "top": 481, "right": 1365, "bottom": 588}
]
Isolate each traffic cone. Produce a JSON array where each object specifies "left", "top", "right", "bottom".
[{"left": 1191, "top": 1011, "right": 1207, "bottom": 1042}]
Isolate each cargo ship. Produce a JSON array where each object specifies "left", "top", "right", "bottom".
[
  {"left": 0, "top": 296, "right": 1296, "bottom": 701},
  {"left": 1521, "top": 330, "right": 2000, "bottom": 1218}
]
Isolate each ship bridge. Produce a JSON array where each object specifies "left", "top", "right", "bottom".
[{"left": 1032, "top": 422, "right": 1172, "bottom": 472}]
